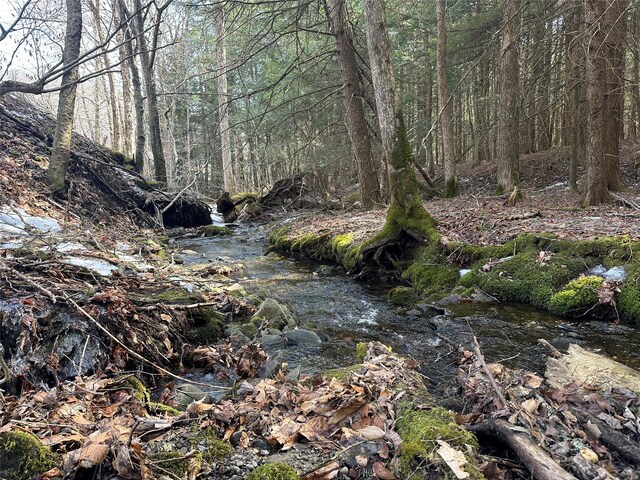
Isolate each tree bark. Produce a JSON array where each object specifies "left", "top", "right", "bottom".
[
  {"left": 133, "top": 0, "right": 167, "bottom": 184},
  {"left": 328, "top": 0, "right": 381, "bottom": 209},
  {"left": 567, "top": 0, "right": 586, "bottom": 192},
  {"left": 362, "top": 0, "right": 436, "bottom": 245},
  {"left": 436, "top": 0, "right": 457, "bottom": 197},
  {"left": 584, "top": 0, "right": 627, "bottom": 205},
  {"left": 46, "top": 0, "right": 83, "bottom": 195},
  {"left": 496, "top": 0, "right": 521, "bottom": 199},
  {"left": 216, "top": 8, "right": 235, "bottom": 193},
  {"left": 603, "top": 0, "right": 628, "bottom": 192},
  {"left": 119, "top": 0, "right": 145, "bottom": 174}
]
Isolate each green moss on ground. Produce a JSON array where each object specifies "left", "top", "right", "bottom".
[
  {"left": 396, "top": 403, "right": 483, "bottom": 480},
  {"left": 0, "top": 431, "right": 59, "bottom": 480},
  {"left": 323, "top": 365, "right": 362, "bottom": 382},
  {"left": 549, "top": 275, "right": 603, "bottom": 316},
  {"left": 619, "top": 262, "right": 640, "bottom": 325},
  {"left": 355, "top": 342, "right": 368, "bottom": 363},
  {"left": 193, "top": 429, "right": 233, "bottom": 464},
  {"left": 403, "top": 248, "right": 459, "bottom": 298},
  {"left": 459, "top": 252, "right": 591, "bottom": 310},
  {"left": 246, "top": 463, "right": 299, "bottom": 480},
  {"left": 388, "top": 286, "right": 418, "bottom": 306},
  {"left": 123, "top": 376, "right": 180, "bottom": 416},
  {"left": 152, "top": 288, "right": 205, "bottom": 305},
  {"left": 146, "top": 451, "right": 202, "bottom": 479}
]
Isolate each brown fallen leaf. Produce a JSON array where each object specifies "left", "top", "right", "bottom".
[
  {"left": 302, "top": 461, "right": 340, "bottom": 480},
  {"left": 372, "top": 461, "right": 396, "bottom": 480},
  {"left": 356, "top": 425, "right": 385, "bottom": 440},
  {"left": 79, "top": 443, "right": 111, "bottom": 467}
]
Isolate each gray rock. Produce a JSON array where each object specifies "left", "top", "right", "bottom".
[
  {"left": 257, "top": 351, "right": 283, "bottom": 378},
  {"left": 236, "top": 381, "right": 255, "bottom": 397},
  {"left": 173, "top": 384, "right": 209, "bottom": 410},
  {"left": 259, "top": 334, "right": 285, "bottom": 349},
  {"left": 251, "top": 298, "right": 297, "bottom": 328},
  {"left": 283, "top": 329, "right": 322, "bottom": 345}
]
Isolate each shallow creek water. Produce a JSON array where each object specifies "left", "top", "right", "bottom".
[{"left": 178, "top": 221, "right": 640, "bottom": 392}]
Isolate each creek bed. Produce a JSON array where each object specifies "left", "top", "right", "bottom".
[{"left": 178, "top": 222, "right": 640, "bottom": 389}]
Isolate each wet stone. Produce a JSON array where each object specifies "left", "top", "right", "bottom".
[{"left": 283, "top": 329, "right": 322, "bottom": 345}]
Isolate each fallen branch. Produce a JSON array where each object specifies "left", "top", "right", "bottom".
[
  {"left": 472, "top": 335, "right": 508, "bottom": 409},
  {"left": 471, "top": 419, "right": 578, "bottom": 480}
]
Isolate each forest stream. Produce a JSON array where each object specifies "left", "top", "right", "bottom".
[{"left": 178, "top": 216, "right": 640, "bottom": 398}]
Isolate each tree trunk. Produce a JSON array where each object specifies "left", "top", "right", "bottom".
[
  {"left": 362, "top": 0, "right": 437, "bottom": 252},
  {"left": 119, "top": 0, "right": 145, "bottom": 174},
  {"left": 584, "top": 0, "right": 626, "bottom": 205},
  {"left": 133, "top": 0, "right": 167, "bottom": 184},
  {"left": 47, "top": 0, "right": 82, "bottom": 195},
  {"left": 114, "top": 0, "right": 133, "bottom": 158},
  {"left": 328, "top": 0, "right": 381, "bottom": 209},
  {"left": 496, "top": 0, "right": 521, "bottom": 199},
  {"left": 567, "top": 0, "right": 586, "bottom": 192},
  {"left": 603, "top": 0, "right": 628, "bottom": 192},
  {"left": 436, "top": 0, "right": 457, "bottom": 197},
  {"left": 216, "top": 8, "right": 235, "bottom": 193}
]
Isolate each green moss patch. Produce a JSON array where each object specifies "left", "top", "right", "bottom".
[
  {"left": 190, "top": 308, "right": 225, "bottom": 344},
  {"left": 459, "top": 252, "right": 591, "bottom": 309},
  {"left": 246, "top": 462, "right": 299, "bottom": 480},
  {"left": 396, "top": 403, "right": 482, "bottom": 479},
  {"left": 193, "top": 429, "right": 233, "bottom": 464},
  {"left": 549, "top": 276, "right": 603, "bottom": 316},
  {"left": 145, "top": 451, "right": 202, "bottom": 479},
  {"left": 0, "top": 431, "right": 59, "bottom": 480},
  {"left": 619, "top": 262, "right": 640, "bottom": 325}
]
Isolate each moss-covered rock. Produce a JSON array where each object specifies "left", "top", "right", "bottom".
[
  {"left": 145, "top": 451, "right": 202, "bottom": 479},
  {"left": 0, "top": 431, "right": 59, "bottom": 480},
  {"left": 246, "top": 462, "right": 299, "bottom": 480},
  {"left": 252, "top": 298, "right": 297, "bottom": 328},
  {"left": 549, "top": 275, "right": 603, "bottom": 316},
  {"left": 189, "top": 307, "right": 225, "bottom": 344},
  {"left": 203, "top": 225, "right": 232, "bottom": 237},
  {"left": 396, "top": 403, "right": 483, "bottom": 480},
  {"left": 388, "top": 286, "right": 418, "bottom": 306}
]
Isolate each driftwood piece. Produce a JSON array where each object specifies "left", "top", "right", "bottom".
[
  {"left": 545, "top": 344, "right": 640, "bottom": 391},
  {"left": 471, "top": 419, "right": 578, "bottom": 480}
]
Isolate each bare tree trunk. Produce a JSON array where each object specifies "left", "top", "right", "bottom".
[
  {"left": 436, "top": 0, "right": 457, "bottom": 197},
  {"left": 114, "top": 0, "right": 133, "bottom": 158},
  {"left": 496, "top": 0, "right": 521, "bottom": 200},
  {"left": 584, "top": 0, "right": 627, "bottom": 205},
  {"left": 216, "top": 8, "right": 235, "bottom": 193},
  {"left": 567, "top": 0, "right": 586, "bottom": 192},
  {"left": 363, "top": 0, "right": 436, "bottom": 239},
  {"left": 603, "top": 0, "right": 628, "bottom": 192},
  {"left": 133, "top": 0, "right": 167, "bottom": 184},
  {"left": 47, "top": 0, "right": 82, "bottom": 195},
  {"left": 88, "top": 0, "right": 120, "bottom": 150},
  {"left": 119, "top": 0, "right": 145, "bottom": 174},
  {"left": 328, "top": 0, "right": 381, "bottom": 208}
]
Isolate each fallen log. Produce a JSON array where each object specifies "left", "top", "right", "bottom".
[
  {"left": 471, "top": 419, "right": 578, "bottom": 480},
  {"left": 545, "top": 343, "right": 640, "bottom": 391}
]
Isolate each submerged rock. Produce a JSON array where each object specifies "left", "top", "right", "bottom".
[{"left": 257, "top": 351, "right": 283, "bottom": 378}]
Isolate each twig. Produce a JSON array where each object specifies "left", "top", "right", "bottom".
[
  {"left": 610, "top": 192, "right": 640, "bottom": 210},
  {"left": 472, "top": 335, "right": 508, "bottom": 409},
  {"left": 0, "top": 263, "right": 58, "bottom": 303}
]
